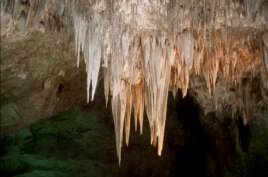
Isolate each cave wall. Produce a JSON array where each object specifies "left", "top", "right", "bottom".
[
  {"left": 1, "top": 0, "right": 79, "bottom": 129},
  {"left": 1, "top": 0, "right": 268, "bottom": 163}
]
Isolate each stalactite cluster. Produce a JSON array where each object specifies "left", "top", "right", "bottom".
[
  {"left": 1, "top": 0, "right": 268, "bottom": 164},
  {"left": 72, "top": 0, "right": 268, "bottom": 164}
]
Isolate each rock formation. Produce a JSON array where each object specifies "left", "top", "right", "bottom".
[{"left": 1, "top": 0, "right": 268, "bottom": 164}]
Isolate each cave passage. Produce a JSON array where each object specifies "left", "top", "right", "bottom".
[
  {"left": 173, "top": 92, "right": 219, "bottom": 177},
  {"left": 236, "top": 116, "right": 250, "bottom": 152}
]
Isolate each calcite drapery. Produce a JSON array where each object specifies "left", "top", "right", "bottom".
[
  {"left": 72, "top": 0, "right": 268, "bottom": 164},
  {"left": 1, "top": 0, "right": 268, "bottom": 164}
]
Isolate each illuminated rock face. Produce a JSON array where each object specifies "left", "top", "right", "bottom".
[{"left": 1, "top": 0, "right": 268, "bottom": 164}]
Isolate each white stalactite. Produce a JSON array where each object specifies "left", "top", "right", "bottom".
[
  {"left": 71, "top": 0, "right": 268, "bottom": 164},
  {"left": 1, "top": 0, "right": 267, "bottom": 165}
]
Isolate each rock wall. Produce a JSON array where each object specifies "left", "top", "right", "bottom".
[{"left": 1, "top": 0, "right": 268, "bottom": 163}]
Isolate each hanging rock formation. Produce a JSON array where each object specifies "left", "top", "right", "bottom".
[{"left": 1, "top": 0, "right": 268, "bottom": 164}]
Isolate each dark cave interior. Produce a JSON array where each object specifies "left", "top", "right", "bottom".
[
  {"left": 174, "top": 92, "right": 210, "bottom": 177},
  {"left": 0, "top": 90, "right": 267, "bottom": 177}
]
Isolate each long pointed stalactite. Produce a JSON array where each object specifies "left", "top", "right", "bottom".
[
  {"left": 72, "top": 0, "right": 268, "bottom": 164},
  {"left": 1, "top": 0, "right": 268, "bottom": 164}
]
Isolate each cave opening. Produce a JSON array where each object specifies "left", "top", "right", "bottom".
[
  {"left": 173, "top": 92, "right": 218, "bottom": 177},
  {"left": 109, "top": 91, "right": 216, "bottom": 177},
  {"left": 57, "top": 83, "right": 64, "bottom": 93},
  {"left": 236, "top": 116, "right": 250, "bottom": 152}
]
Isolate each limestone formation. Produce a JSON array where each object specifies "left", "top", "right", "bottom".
[{"left": 1, "top": 0, "right": 268, "bottom": 164}]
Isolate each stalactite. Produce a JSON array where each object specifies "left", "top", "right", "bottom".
[
  {"left": 263, "top": 33, "right": 268, "bottom": 72},
  {"left": 34, "top": 0, "right": 268, "bottom": 163},
  {"left": 2, "top": 0, "right": 268, "bottom": 165}
]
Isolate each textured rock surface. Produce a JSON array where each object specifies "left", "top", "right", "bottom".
[
  {"left": 1, "top": 0, "right": 268, "bottom": 163},
  {"left": 1, "top": 98, "right": 268, "bottom": 177},
  {"left": 0, "top": 31, "right": 86, "bottom": 131},
  {"left": 0, "top": 100, "right": 184, "bottom": 177}
]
